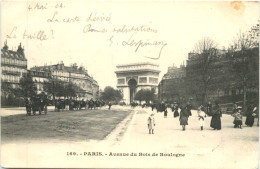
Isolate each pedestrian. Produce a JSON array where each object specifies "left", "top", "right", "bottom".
[
  {"left": 147, "top": 113, "right": 155, "bottom": 134},
  {"left": 151, "top": 103, "right": 155, "bottom": 111},
  {"left": 179, "top": 105, "right": 189, "bottom": 131},
  {"left": 210, "top": 101, "right": 222, "bottom": 130},
  {"left": 173, "top": 102, "right": 179, "bottom": 118},
  {"left": 198, "top": 105, "right": 206, "bottom": 130},
  {"left": 252, "top": 106, "right": 258, "bottom": 127},
  {"left": 161, "top": 101, "right": 167, "bottom": 118},
  {"left": 108, "top": 102, "right": 112, "bottom": 110},
  {"left": 232, "top": 106, "right": 243, "bottom": 129},
  {"left": 25, "top": 97, "right": 32, "bottom": 115},
  {"left": 245, "top": 103, "right": 255, "bottom": 127},
  {"left": 187, "top": 101, "right": 192, "bottom": 116}
]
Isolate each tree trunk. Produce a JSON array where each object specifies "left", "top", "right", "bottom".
[{"left": 243, "top": 84, "right": 247, "bottom": 112}]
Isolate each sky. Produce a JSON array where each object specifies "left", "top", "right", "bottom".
[{"left": 1, "top": 1, "right": 259, "bottom": 89}]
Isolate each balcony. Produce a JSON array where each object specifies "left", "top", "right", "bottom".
[{"left": 2, "top": 70, "right": 21, "bottom": 76}]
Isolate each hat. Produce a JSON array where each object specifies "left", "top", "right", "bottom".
[{"left": 237, "top": 106, "right": 242, "bottom": 110}]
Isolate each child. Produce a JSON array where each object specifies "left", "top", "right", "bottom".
[
  {"left": 232, "top": 106, "right": 243, "bottom": 129},
  {"left": 197, "top": 105, "right": 206, "bottom": 130},
  {"left": 147, "top": 113, "right": 155, "bottom": 134}
]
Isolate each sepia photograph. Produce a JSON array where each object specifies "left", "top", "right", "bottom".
[{"left": 1, "top": 1, "right": 259, "bottom": 168}]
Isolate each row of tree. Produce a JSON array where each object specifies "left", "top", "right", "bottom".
[
  {"left": 1, "top": 74, "right": 85, "bottom": 106},
  {"left": 99, "top": 87, "right": 156, "bottom": 104},
  {"left": 160, "top": 23, "right": 259, "bottom": 109}
]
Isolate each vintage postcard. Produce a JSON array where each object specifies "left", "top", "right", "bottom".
[{"left": 1, "top": 1, "right": 259, "bottom": 168}]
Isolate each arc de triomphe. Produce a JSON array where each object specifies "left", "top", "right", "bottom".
[{"left": 115, "top": 62, "right": 160, "bottom": 104}]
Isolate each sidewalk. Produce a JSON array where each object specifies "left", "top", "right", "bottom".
[{"left": 111, "top": 107, "right": 259, "bottom": 168}]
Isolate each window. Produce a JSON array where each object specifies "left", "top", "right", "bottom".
[{"left": 139, "top": 77, "right": 147, "bottom": 83}]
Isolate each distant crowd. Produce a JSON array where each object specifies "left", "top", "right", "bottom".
[{"left": 144, "top": 100, "right": 259, "bottom": 134}]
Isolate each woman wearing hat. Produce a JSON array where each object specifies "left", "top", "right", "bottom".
[
  {"left": 179, "top": 105, "right": 189, "bottom": 131},
  {"left": 210, "top": 101, "right": 222, "bottom": 130},
  {"left": 232, "top": 106, "right": 243, "bottom": 129}
]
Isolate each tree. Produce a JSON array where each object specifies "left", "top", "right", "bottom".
[
  {"left": 229, "top": 23, "right": 259, "bottom": 110},
  {"left": 18, "top": 74, "right": 37, "bottom": 99},
  {"left": 65, "top": 83, "right": 77, "bottom": 98},
  {"left": 191, "top": 37, "right": 218, "bottom": 103},
  {"left": 100, "top": 86, "right": 123, "bottom": 103},
  {"left": 1, "top": 82, "right": 13, "bottom": 99},
  {"left": 134, "top": 89, "right": 156, "bottom": 103},
  {"left": 134, "top": 89, "right": 144, "bottom": 103},
  {"left": 43, "top": 81, "right": 80, "bottom": 99}
]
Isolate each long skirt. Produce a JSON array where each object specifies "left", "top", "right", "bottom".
[
  {"left": 210, "top": 115, "right": 221, "bottom": 130},
  {"left": 174, "top": 110, "right": 179, "bottom": 117},
  {"left": 164, "top": 110, "right": 167, "bottom": 117},
  {"left": 233, "top": 120, "right": 242, "bottom": 126},
  {"left": 245, "top": 116, "right": 255, "bottom": 126},
  {"left": 180, "top": 116, "right": 188, "bottom": 125}
]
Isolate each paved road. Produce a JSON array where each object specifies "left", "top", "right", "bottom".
[{"left": 1, "top": 106, "right": 56, "bottom": 117}]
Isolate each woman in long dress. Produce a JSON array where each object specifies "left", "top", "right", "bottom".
[
  {"left": 210, "top": 101, "right": 222, "bottom": 130},
  {"left": 245, "top": 104, "right": 255, "bottom": 127},
  {"left": 179, "top": 105, "right": 189, "bottom": 131},
  {"left": 173, "top": 103, "right": 179, "bottom": 118}
]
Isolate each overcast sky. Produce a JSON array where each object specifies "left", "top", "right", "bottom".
[{"left": 1, "top": 1, "right": 259, "bottom": 89}]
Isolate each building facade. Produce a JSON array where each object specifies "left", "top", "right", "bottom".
[
  {"left": 115, "top": 62, "right": 160, "bottom": 104},
  {"left": 159, "top": 47, "right": 259, "bottom": 105},
  {"left": 1, "top": 42, "right": 27, "bottom": 89},
  {"left": 30, "top": 62, "right": 99, "bottom": 100},
  {"left": 158, "top": 64, "right": 186, "bottom": 102}
]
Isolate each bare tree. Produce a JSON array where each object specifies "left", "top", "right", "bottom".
[
  {"left": 229, "top": 23, "right": 259, "bottom": 110},
  {"left": 231, "top": 24, "right": 259, "bottom": 50},
  {"left": 191, "top": 37, "right": 218, "bottom": 103},
  {"left": 194, "top": 37, "right": 217, "bottom": 54}
]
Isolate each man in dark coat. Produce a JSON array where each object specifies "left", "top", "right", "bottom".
[
  {"left": 25, "top": 97, "right": 32, "bottom": 115},
  {"left": 161, "top": 101, "right": 167, "bottom": 118},
  {"left": 187, "top": 102, "right": 192, "bottom": 116},
  {"left": 210, "top": 101, "right": 222, "bottom": 130}
]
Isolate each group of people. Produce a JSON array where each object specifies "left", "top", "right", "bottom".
[
  {"left": 147, "top": 100, "right": 259, "bottom": 134},
  {"left": 231, "top": 102, "right": 259, "bottom": 129},
  {"left": 54, "top": 98, "right": 105, "bottom": 112}
]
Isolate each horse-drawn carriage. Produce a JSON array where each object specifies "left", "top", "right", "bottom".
[{"left": 25, "top": 95, "right": 48, "bottom": 115}]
